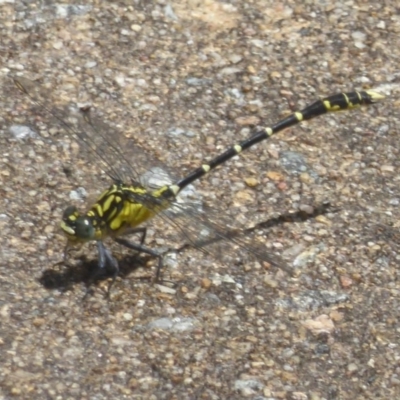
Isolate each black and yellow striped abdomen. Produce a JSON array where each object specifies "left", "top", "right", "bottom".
[{"left": 171, "top": 90, "right": 384, "bottom": 193}]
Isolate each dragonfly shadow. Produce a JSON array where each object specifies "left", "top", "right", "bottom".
[
  {"left": 38, "top": 253, "right": 152, "bottom": 292},
  {"left": 38, "top": 202, "right": 338, "bottom": 292},
  {"left": 177, "top": 202, "right": 338, "bottom": 254}
]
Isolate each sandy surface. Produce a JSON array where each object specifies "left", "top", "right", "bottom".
[{"left": 1, "top": 1, "right": 400, "bottom": 399}]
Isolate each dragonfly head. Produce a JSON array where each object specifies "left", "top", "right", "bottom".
[{"left": 61, "top": 205, "right": 96, "bottom": 242}]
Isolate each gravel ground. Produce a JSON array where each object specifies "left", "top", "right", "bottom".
[{"left": 1, "top": 1, "right": 400, "bottom": 399}]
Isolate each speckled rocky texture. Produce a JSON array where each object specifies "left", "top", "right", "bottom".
[{"left": 1, "top": 1, "right": 399, "bottom": 399}]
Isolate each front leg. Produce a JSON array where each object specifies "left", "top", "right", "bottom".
[
  {"left": 84, "top": 241, "right": 120, "bottom": 299},
  {"left": 114, "top": 237, "right": 164, "bottom": 282}
]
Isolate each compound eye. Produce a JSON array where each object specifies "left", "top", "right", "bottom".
[
  {"left": 74, "top": 217, "right": 95, "bottom": 240},
  {"left": 61, "top": 206, "right": 95, "bottom": 241}
]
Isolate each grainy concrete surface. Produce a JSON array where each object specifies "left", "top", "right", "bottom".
[{"left": 1, "top": 1, "right": 399, "bottom": 399}]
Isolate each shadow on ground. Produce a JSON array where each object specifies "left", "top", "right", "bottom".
[
  {"left": 38, "top": 253, "right": 151, "bottom": 294},
  {"left": 38, "top": 202, "right": 336, "bottom": 293}
]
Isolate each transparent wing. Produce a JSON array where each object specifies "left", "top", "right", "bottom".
[
  {"left": 155, "top": 199, "right": 337, "bottom": 275},
  {"left": 78, "top": 108, "right": 180, "bottom": 186},
  {"left": 12, "top": 76, "right": 176, "bottom": 186},
  {"left": 164, "top": 201, "right": 282, "bottom": 265}
]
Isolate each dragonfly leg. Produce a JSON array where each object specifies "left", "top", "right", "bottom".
[
  {"left": 83, "top": 241, "right": 119, "bottom": 299},
  {"left": 114, "top": 237, "right": 163, "bottom": 282},
  {"left": 120, "top": 227, "right": 147, "bottom": 246}
]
